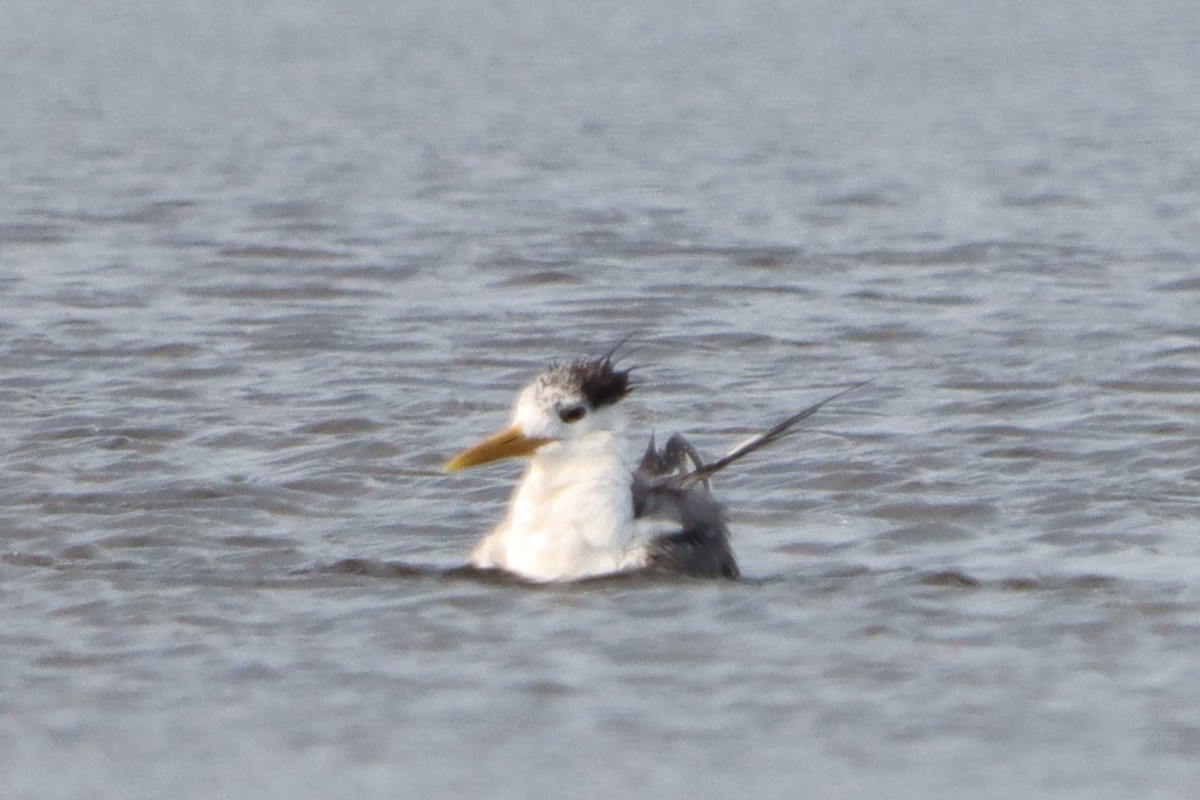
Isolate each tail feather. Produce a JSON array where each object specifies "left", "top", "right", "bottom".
[{"left": 678, "top": 381, "right": 868, "bottom": 487}]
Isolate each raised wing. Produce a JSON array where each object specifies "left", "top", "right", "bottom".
[
  {"left": 630, "top": 383, "right": 866, "bottom": 579},
  {"left": 632, "top": 433, "right": 739, "bottom": 579}
]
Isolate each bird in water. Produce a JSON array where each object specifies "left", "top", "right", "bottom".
[{"left": 444, "top": 352, "right": 858, "bottom": 583}]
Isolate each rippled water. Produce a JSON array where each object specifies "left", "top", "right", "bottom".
[{"left": 3, "top": 1, "right": 1200, "bottom": 798}]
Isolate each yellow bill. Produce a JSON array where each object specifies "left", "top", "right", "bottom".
[{"left": 444, "top": 426, "right": 556, "bottom": 472}]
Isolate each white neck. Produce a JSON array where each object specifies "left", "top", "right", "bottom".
[{"left": 468, "top": 430, "right": 643, "bottom": 581}]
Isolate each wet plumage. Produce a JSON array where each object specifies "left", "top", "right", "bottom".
[{"left": 444, "top": 353, "right": 858, "bottom": 583}]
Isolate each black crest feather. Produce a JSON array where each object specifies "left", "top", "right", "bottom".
[{"left": 567, "top": 355, "right": 632, "bottom": 409}]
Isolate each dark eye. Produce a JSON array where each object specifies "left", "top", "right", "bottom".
[{"left": 558, "top": 405, "right": 587, "bottom": 423}]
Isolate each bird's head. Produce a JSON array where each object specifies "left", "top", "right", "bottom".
[{"left": 444, "top": 355, "right": 633, "bottom": 471}]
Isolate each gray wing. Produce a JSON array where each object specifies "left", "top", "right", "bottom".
[
  {"left": 632, "top": 434, "right": 740, "bottom": 580},
  {"left": 630, "top": 384, "right": 867, "bottom": 580}
]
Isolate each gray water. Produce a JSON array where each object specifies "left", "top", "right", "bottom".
[{"left": 3, "top": 1, "right": 1200, "bottom": 797}]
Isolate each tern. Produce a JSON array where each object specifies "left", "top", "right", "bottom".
[{"left": 444, "top": 353, "right": 858, "bottom": 583}]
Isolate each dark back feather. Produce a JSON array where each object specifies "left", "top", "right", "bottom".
[
  {"left": 632, "top": 434, "right": 739, "bottom": 579},
  {"left": 630, "top": 382, "right": 867, "bottom": 580}
]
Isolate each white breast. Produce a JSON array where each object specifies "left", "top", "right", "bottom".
[{"left": 467, "top": 433, "right": 648, "bottom": 581}]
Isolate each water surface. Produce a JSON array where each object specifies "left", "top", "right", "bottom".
[{"left": 2, "top": 1, "right": 1200, "bottom": 798}]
